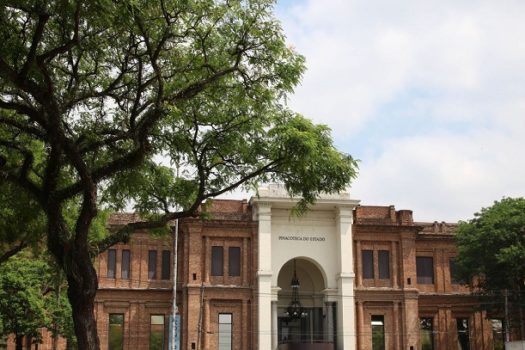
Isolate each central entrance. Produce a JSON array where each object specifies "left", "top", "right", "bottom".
[{"left": 276, "top": 258, "right": 336, "bottom": 350}]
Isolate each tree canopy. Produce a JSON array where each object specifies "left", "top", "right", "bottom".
[
  {"left": 455, "top": 197, "right": 525, "bottom": 291},
  {"left": 0, "top": 181, "right": 46, "bottom": 263},
  {"left": 0, "top": 254, "right": 74, "bottom": 350},
  {"left": 0, "top": 0, "right": 357, "bottom": 348},
  {"left": 455, "top": 197, "right": 525, "bottom": 338}
]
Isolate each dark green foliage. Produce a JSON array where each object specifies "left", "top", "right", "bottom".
[
  {"left": 0, "top": 255, "right": 74, "bottom": 347},
  {"left": 455, "top": 197, "right": 525, "bottom": 290},
  {"left": 455, "top": 197, "right": 525, "bottom": 337}
]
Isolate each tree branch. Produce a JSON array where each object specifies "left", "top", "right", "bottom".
[
  {"left": 20, "top": 13, "right": 50, "bottom": 78},
  {"left": 0, "top": 241, "right": 28, "bottom": 265},
  {"left": 0, "top": 114, "right": 45, "bottom": 139},
  {"left": 93, "top": 208, "right": 196, "bottom": 255},
  {"left": 0, "top": 140, "right": 42, "bottom": 198},
  {"left": 36, "top": 2, "right": 80, "bottom": 63},
  {"left": 204, "top": 159, "right": 282, "bottom": 198}
]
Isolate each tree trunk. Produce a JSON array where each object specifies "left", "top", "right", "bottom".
[
  {"left": 46, "top": 191, "right": 100, "bottom": 350},
  {"left": 66, "top": 247, "right": 100, "bottom": 350},
  {"left": 15, "top": 335, "right": 23, "bottom": 350}
]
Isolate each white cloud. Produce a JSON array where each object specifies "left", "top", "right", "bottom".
[
  {"left": 352, "top": 128, "right": 525, "bottom": 221},
  {"left": 276, "top": 0, "right": 525, "bottom": 221}
]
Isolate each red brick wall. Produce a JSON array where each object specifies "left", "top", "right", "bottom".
[{"left": 354, "top": 205, "right": 496, "bottom": 350}]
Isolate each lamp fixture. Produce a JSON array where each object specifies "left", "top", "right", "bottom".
[{"left": 284, "top": 259, "right": 307, "bottom": 319}]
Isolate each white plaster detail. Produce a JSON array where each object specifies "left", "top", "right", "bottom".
[{"left": 251, "top": 186, "right": 360, "bottom": 350}]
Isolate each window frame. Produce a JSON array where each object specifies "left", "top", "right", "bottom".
[
  {"left": 218, "top": 313, "right": 233, "bottom": 350},
  {"left": 378, "top": 250, "right": 390, "bottom": 280},
  {"left": 420, "top": 317, "right": 434, "bottom": 350},
  {"left": 362, "top": 250, "right": 374, "bottom": 279},
  {"left": 211, "top": 246, "right": 224, "bottom": 276},
  {"left": 371, "top": 315, "right": 385, "bottom": 350},
  {"left": 108, "top": 313, "right": 124, "bottom": 350},
  {"left": 107, "top": 249, "right": 116, "bottom": 279},
  {"left": 149, "top": 314, "right": 166, "bottom": 350},
  {"left": 449, "top": 257, "right": 464, "bottom": 285},
  {"left": 456, "top": 317, "right": 470, "bottom": 350},
  {"left": 148, "top": 250, "right": 157, "bottom": 280},
  {"left": 161, "top": 250, "right": 171, "bottom": 280},
  {"left": 121, "top": 249, "right": 130, "bottom": 280},
  {"left": 491, "top": 318, "right": 504, "bottom": 350},
  {"left": 228, "top": 246, "right": 241, "bottom": 277},
  {"left": 416, "top": 256, "right": 434, "bottom": 285}
]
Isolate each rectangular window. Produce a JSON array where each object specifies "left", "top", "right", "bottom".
[
  {"left": 362, "top": 250, "right": 374, "bottom": 279},
  {"left": 228, "top": 247, "right": 241, "bottom": 277},
  {"left": 108, "top": 314, "right": 124, "bottom": 350},
  {"left": 378, "top": 250, "right": 390, "bottom": 279},
  {"left": 218, "top": 313, "right": 232, "bottom": 350},
  {"left": 371, "top": 315, "right": 385, "bottom": 350},
  {"left": 161, "top": 250, "right": 170, "bottom": 280},
  {"left": 150, "top": 315, "right": 165, "bottom": 350},
  {"left": 420, "top": 318, "right": 434, "bottom": 350},
  {"left": 211, "top": 246, "right": 224, "bottom": 276},
  {"left": 416, "top": 256, "right": 434, "bottom": 284},
  {"left": 491, "top": 319, "right": 504, "bottom": 350},
  {"left": 457, "top": 318, "right": 470, "bottom": 350},
  {"left": 107, "top": 249, "right": 116, "bottom": 278},
  {"left": 449, "top": 257, "right": 463, "bottom": 285},
  {"left": 121, "top": 250, "right": 130, "bottom": 279},
  {"left": 148, "top": 250, "right": 157, "bottom": 279}
]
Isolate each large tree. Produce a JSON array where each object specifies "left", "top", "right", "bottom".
[
  {"left": 455, "top": 197, "right": 525, "bottom": 339},
  {"left": 0, "top": 0, "right": 358, "bottom": 348}
]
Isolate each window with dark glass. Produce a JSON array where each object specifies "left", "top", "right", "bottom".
[
  {"left": 150, "top": 315, "right": 165, "bottom": 350},
  {"left": 211, "top": 246, "right": 224, "bottom": 276},
  {"left": 457, "top": 318, "right": 470, "bottom": 350},
  {"left": 449, "top": 257, "right": 464, "bottom": 285},
  {"left": 218, "top": 313, "right": 232, "bottom": 350},
  {"left": 371, "top": 315, "right": 385, "bottom": 350},
  {"left": 378, "top": 250, "right": 390, "bottom": 279},
  {"left": 161, "top": 250, "right": 170, "bottom": 280},
  {"left": 148, "top": 250, "right": 157, "bottom": 279},
  {"left": 108, "top": 314, "right": 124, "bottom": 350},
  {"left": 416, "top": 256, "right": 434, "bottom": 284},
  {"left": 491, "top": 319, "right": 504, "bottom": 350},
  {"left": 121, "top": 250, "right": 130, "bottom": 279},
  {"left": 107, "top": 249, "right": 116, "bottom": 278},
  {"left": 362, "top": 250, "right": 374, "bottom": 279},
  {"left": 420, "top": 318, "right": 434, "bottom": 350},
  {"left": 229, "top": 247, "right": 241, "bottom": 277}
]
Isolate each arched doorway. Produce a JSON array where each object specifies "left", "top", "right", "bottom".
[{"left": 276, "top": 258, "right": 336, "bottom": 350}]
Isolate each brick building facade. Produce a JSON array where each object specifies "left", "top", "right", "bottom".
[
  {"left": 5, "top": 187, "right": 504, "bottom": 350},
  {"left": 91, "top": 186, "right": 504, "bottom": 350}
]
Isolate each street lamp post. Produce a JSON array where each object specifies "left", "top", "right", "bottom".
[{"left": 171, "top": 219, "right": 179, "bottom": 350}]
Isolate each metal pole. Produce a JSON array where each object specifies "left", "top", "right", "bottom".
[
  {"left": 171, "top": 219, "right": 179, "bottom": 350},
  {"left": 504, "top": 289, "right": 510, "bottom": 343}
]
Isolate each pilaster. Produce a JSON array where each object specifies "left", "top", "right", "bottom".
[
  {"left": 256, "top": 201, "right": 272, "bottom": 350},
  {"left": 336, "top": 206, "right": 356, "bottom": 350}
]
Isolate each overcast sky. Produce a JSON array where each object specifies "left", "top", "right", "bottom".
[{"left": 264, "top": 0, "right": 525, "bottom": 222}]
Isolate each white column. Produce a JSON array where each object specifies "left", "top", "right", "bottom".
[
  {"left": 272, "top": 301, "right": 278, "bottom": 349},
  {"left": 256, "top": 202, "right": 273, "bottom": 350},
  {"left": 336, "top": 206, "right": 357, "bottom": 350},
  {"left": 326, "top": 302, "right": 334, "bottom": 342}
]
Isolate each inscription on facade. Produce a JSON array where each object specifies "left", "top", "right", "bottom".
[{"left": 278, "top": 235, "right": 326, "bottom": 242}]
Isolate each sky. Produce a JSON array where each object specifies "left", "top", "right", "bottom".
[{"left": 262, "top": 0, "right": 525, "bottom": 222}]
